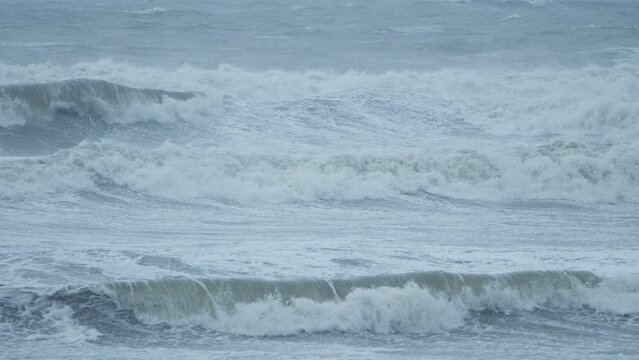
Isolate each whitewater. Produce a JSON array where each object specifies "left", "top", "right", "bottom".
[{"left": 1, "top": 0, "right": 638, "bottom": 359}]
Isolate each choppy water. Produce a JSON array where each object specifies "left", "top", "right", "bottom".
[{"left": 1, "top": 0, "right": 638, "bottom": 359}]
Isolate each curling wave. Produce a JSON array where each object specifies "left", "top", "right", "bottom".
[
  {"left": 0, "top": 79, "right": 198, "bottom": 126},
  {"left": 3, "top": 270, "right": 638, "bottom": 337}
]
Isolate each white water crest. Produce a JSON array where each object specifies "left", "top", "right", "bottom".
[{"left": 1, "top": 139, "right": 636, "bottom": 203}]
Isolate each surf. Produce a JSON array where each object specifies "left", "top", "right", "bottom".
[{"left": 3, "top": 270, "right": 637, "bottom": 337}]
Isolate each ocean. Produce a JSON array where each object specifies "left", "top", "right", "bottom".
[{"left": 1, "top": 0, "right": 638, "bottom": 359}]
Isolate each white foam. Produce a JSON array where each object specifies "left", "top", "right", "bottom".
[
  {"left": 1, "top": 62, "right": 637, "bottom": 202},
  {"left": 22, "top": 301, "right": 101, "bottom": 343},
  {"left": 129, "top": 7, "right": 168, "bottom": 15},
  {"left": 208, "top": 283, "right": 466, "bottom": 335},
  {"left": 502, "top": 13, "right": 522, "bottom": 21},
  {"left": 1, "top": 139, "right": 636, "bottom": 203}
]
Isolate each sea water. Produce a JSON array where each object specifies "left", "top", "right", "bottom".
[{"left": 1, "top": 0, "right": 638, "bottom": 359}]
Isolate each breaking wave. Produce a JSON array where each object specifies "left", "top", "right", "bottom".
[
  {"left": 0, "top": 62, "right": 637, "bottom": 202},
  {"left": 0, "top": 61, "right": 637, "bottom": 135},
  {"left": 2, "top": 271, "right": 637, "bottom": 337},
  {"left": 0, "top": 79, "right": 198, "bottom": 126}
]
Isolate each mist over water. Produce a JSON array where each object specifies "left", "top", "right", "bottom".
[{"left": 1, "top": 1, "right": 638, "bottom": 359}]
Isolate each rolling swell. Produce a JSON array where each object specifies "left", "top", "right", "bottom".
[{"left": 4, "top": 270, "right": 637, "bottom": 337}]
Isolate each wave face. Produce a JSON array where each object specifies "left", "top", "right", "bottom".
[
  {"left": 3, "top": 271, "right": 637, "bottom": 337},
  {"left": 0, "top": 79, "right": 197, "bottom": 126}
]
